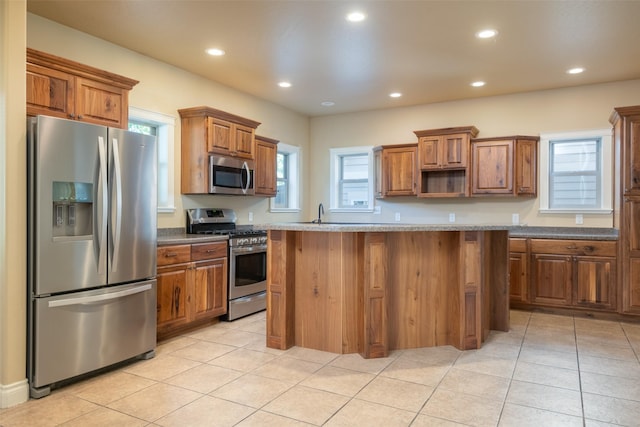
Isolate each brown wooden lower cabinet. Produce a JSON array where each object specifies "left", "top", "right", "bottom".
[
  {"left": 510, "top": 237, "right": 617, "bottom": 312},
  {"left": 157, "top": 241, "right": 228, "bottom": 338}
]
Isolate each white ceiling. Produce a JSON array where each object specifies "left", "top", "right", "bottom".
[{"left": 27, "top": 0, "right": 640, "bottom": 117}]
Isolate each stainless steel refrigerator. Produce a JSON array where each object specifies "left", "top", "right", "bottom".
[{"left": 27, "top": 115, "right": 157, "bottom": 398}]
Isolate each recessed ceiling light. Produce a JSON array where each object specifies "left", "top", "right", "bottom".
[
  {"left": 567, "top": 67, "right": 585, "bottom": 74},
  {"left": 471, "top": 81, "right": 486, "bottom": 87},
  {"left": 278, "top": 81, "right": 292, "bottom": 88},
  {"left": 346, "top": 11, "right": 366, "bottom": 22},
  {"left": 321, "top": 101, "right": 335, "bottom": 107},
  {"left": 476, "top": 29, "right": 498, "bottom": 39},
  {"left": 205, "top": 48, "right": 225, "bottom": 56},
  {"left": 389, "top": 92, "right": 402, "bottom": 98}
]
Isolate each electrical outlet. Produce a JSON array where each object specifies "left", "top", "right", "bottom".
[
  {"left": 576, "top": 214, "right": 583, "bottom": 225},
  {"left": 374, "top": 206, "right": 381, "bottom": 214},
  {"left": 512, "top": 213, "right": 520, "bottom": 225},
  {"left": 448, "top": 213, "right": 455, "bottom": 223},
  {"left": 394, "top": 212, "right": 401, "bottom": 222},
  {"left": 248, "top": 212, "right": 254, "bottom": 222}
]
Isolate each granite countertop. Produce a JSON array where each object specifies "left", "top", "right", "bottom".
[
  {"left": 254, "top": 223, "right": 514, "bottom": 232},
  {"left": 157, "top": 228, "right": 228, "bottom": 246},
  {"left": 509, "top": 226, "right": 618, "bottom": 241},
  {"left": 157, "top": 224, "right": 619, "bottom": 243}
]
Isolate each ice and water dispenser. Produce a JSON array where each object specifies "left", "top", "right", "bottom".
[{"left": 52, "top": 181, "right": 92, "bottom": 238}]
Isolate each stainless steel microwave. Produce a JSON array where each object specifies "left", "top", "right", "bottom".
[{"left": 209, "top": 155, "right": 255, "bottom": 195}]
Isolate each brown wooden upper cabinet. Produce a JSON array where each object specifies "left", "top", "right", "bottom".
[
  {"left": 470, "top": 136, "right": 538, "bottom": 197},
  {"left": 179, "top": 106, "right": 260, "bottom": 194},
  {"left": 26, "top": 48, "right": 138, "bottom": 129},
  {"left": 415, "top": 127, "right": 478, "bottom": 170},
  {"left": 414, "top": 126, "right": 478, "bottom": 197},
  {"left": 374, "top": 143, "right": 418, "bottom": 198},
  {"left": 255, "top": 135, "right": 279, "bottom": 197}
]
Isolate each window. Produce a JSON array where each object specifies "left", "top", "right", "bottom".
[
  {"left": 128, "top": 107, "right": 175, "bottom": 213},
  {"left": 540, "top": 129, "right": 612, "bottom": 213},
  {"left": 329, "top": 147, "right": 374, "bottom": 211},
  {"left": 270, "top": 143, "right": 300, "bottom": 211}
]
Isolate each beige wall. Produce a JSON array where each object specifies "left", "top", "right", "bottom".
[
  {"left": 27, "top": 13, "right": 311, "bottom": 229},
  {"left": 1, "top": 0, "right": 28, "bottom": 407},
  {"left": 310, "top": 80, "right": 640, "bottom": 227}
]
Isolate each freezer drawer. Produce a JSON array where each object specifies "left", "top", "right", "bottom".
[{"left": 29, "top": 280, "right": 157, "bottom": 394}]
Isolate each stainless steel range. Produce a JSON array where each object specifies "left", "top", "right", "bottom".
[{"left": 186, "top": 208, "right": 266, "bottom": 320}]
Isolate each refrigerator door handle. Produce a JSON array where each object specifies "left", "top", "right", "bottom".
[
  {"left": 95, "top": 136, "right": 108, "bottom": 275},
  {"left": 47, "top": 283, "right": 153, "bottom": 308},
  {"left": 111, "top": 137, "right": 123, "bottom": 272}
]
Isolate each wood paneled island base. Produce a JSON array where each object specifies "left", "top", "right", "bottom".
[{"left": 264, "top": 225, "right": 510, "bottom": 358}]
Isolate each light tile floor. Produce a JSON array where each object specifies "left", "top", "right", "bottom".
[{"left": 3, "top": 310, "right": 640, "bottom": 426}]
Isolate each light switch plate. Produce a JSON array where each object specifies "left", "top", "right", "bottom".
[
  {"left": 374, "top": 206, "right": 381, "bottom": 214},
  {"left": 248, "top": 212, "right": 254, "bottom": 222},
  {"left": 512, "top": 213, "right": 519, "bottom": 225},
  {"left": 448, "top": 213, "right": 455, "bottom": 223},
  {"left": 394, "top": 212, "right": 401, "bottom": 222},
  {"left": 576, "top": 214, "right": 583, "bottom": 225}
]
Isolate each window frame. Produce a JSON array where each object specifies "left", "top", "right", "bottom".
[
  {"left": 270, "top": 143, "right": 301, "bottom": 212},
  {"left": 128, "top": 107, "right": 176, "bottom": 213},
  {"left": 329, "top": 146, "right": 374, "bottom": 212},
  {"left": 539, "top": 129, "right": 612, "bottom": 214}
]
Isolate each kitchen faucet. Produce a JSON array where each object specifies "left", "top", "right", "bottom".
[{"left": 315, "top": 203, "right": 324, "bottom": 223}]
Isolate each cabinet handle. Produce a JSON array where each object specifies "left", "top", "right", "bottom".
[
  {"left": 77, "top": 114, "right": 83, "bottom": 119},
  {"left": 566, "top": 245, "right": 578, "bottom": 250},
  {"left": 68, "top": 113, "right": 75, "bottom": 119},
  {"left": 164, "top": 252, "right": 178, "bottom": 257},
  {"left": 206, "top": 249, "right": 217, "bottom": 253}
]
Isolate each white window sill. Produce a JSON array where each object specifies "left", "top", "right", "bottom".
[
  {"left": 329, "top": 208, "right": 374, "bottom": 213},
  {"left": 538, "top": 208, "right": 612, "bottom": 215},
  {"left": 158, "top": 206, "right": 176, "bottom": 214}
]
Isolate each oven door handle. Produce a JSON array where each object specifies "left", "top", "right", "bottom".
[{"left": 231, "top": 245, "right": 267, "bottom": 254}]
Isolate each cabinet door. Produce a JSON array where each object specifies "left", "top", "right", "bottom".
[
  {"left": 255, "top": 140, "right": 277, "bottom": 196},
  {"left": 26, "top": 63, "right": 75, "bottom": 119},
  {"left": 418, "top": 136, "right": 440, "bottom": 169},
  {"left": 207, "top": 117, "right": 233, "bottom": 154},
  {"left": 192, "top": 258, "right": 228, "bottom": 321},
  {"left": 234, "top": 124, "right": 255, "bottom": 159},
  {"left": 156, "top": 263, "right": 190, "bottom": 334},
  {"left": 385, "top": 147, "right": 417, "bottom": 196},
  {"left": 531, "top": 254, "right": 573, "bottom": 306},
  {"left": 515, "top": 139, "right": 537, "bottom": 196},
  {"left": 509, "top": 252, "right": 528, "bottom": 303},
  {"left": 75, "top": 77, "right": 127, "bottom": 128},
  {"left": 442, "top": 133, "right": 469, "bottom": 168},
  {"left": 574, "top": 256, "right": 616, "bottom": 310},
  {"left": 471, "top": 140, "right": 513, "bottom": 195}
]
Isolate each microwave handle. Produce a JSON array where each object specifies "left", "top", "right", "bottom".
[{"left": 242, "top": 161, "right": 251, "bottom": 194}]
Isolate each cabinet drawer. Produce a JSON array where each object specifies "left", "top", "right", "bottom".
[
  {"left": 157, "top": 245, "right": 191, "bottom": 266},
  {"left": 191, "top": 241, "right": 227, "bottom": 261},
  {"left": 530, "top": 239, "right": 616, "bottom": 257},
  {"left": 510, "top": 238, "right": 527, "bottom": 253}
]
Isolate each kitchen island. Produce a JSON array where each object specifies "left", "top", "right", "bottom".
[{"left": 258, "top": 223, "right": 511, "bottom": 358}]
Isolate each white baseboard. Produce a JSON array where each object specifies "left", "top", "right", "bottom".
[{"left": 0, "top": 379, "right": 29, "bottom": 408}]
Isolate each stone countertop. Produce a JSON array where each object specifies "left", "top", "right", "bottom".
[
  {"left": 254, "top": 223, "right": 514, "bottom": 232},
  {"left": 157, "top": 228, "right": 228, "bottom": 246},
  {"left": 509, "top": 226, "right": 618, "bottom": 241}
]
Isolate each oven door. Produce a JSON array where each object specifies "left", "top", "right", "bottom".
[{"left": 229, "top": 243, "right": 267, "bottom": 299}]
